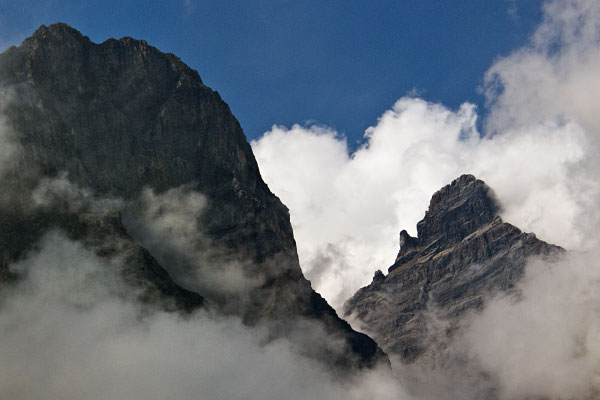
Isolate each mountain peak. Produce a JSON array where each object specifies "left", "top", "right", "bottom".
[
  {"left": 415, "top": 174, "right": 500, "bottom": 246},
  {"left": 0, "top": 23, "right": 386, "bottom": 371},
  {"left": 344, "top": 175, "right": 561, "bottom": 363},
  {"left": 29, "top": 23, "right": 89, "bottom": 44}
]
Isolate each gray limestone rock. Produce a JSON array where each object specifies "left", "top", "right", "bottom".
[{"left": 344, "top": 174, "right": 563, "bottom": 362}]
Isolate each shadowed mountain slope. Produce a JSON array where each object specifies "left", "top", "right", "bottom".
[{"left": 0, "top": 23, "right": 385, "bottom": 370}]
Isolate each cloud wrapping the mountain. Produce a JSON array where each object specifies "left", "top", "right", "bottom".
[
  {"left": 0, "top": 231, "right": 409, "bottom": 400},
  {"left": 31, "top": 173, "right": 124, "bottom": 213},
  {"left": 253, "top": 0, "right": 600, "bottom": 398},
  {"left": 0, "top": 158, "right": 410, "bottom": 397},
  {"left": 252, "top": 99, "right": 589, "bottom": 309},
  {"left": 122, "top": 185, "right": 266, "bottom": 306},
  {"left": 252, "top": 0, "right": 600, "bottom": 311},
  {"left": 459, "top": 252, "right": 600, "bottom": 399},
  {"left": 456, "top": 1, "right": 600, "bottom": 398}
]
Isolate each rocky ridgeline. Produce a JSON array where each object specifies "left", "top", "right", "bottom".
[
  {"left": 0, "top": 23, "right": 385, "bottom": 370},
  {"left": 344, "top": 174, "right": 563, "bottom": 362}
]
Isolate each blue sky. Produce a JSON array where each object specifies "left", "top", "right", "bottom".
[{"left": 0, "top": 0, "right": 543, "bottom": 146}]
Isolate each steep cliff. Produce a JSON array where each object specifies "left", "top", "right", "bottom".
[
  {"left": 344, "top": 174, "right": 562, "bottom": 362},
  {"left": 0, "top": 23, "right": 385, "bottom": 369}
]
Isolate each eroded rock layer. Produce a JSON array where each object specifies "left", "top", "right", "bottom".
[{"left": 344, "top": 174, "right": 562, "bottom": 362}]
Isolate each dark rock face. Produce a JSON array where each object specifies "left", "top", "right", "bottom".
[
  {"left": 0, "top": 23, "right": 385, "bottom": 370},
  {"left": 344, "top": 175, "right": 562, "bottom": 362},
  {"left": 0, "top": 207, "right": 205, "bottom": 311},
  {"left": 0, "top": 23, "right": 291, "bottom": 262}
]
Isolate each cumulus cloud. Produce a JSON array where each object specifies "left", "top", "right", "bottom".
[
  {"left": 483, "top": 0, "right": 600, "bottom": 243},
  {"left": 485, "top": 0, "right": 600, "bottom": 135},
  {"left": 251, "top": 0, "right": 600, "bottom": 397},
  {"left": 0, "top": 230, "right": 410, "bottom": 400},
  {"left": 252, "top": 98, "right": 589, "bottom": 309},
  {"left": 453, "top": 2, "right": 600, "bottom": 398},
  {"left": 251, "top": 0, "right": 600, "bottom": 312}
]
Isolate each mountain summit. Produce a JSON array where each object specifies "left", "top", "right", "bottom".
[
  {"left": 0, "top": 23, "right": 385, "bottom": 370},
  {"left": 344, "top": 174, "right": 562, "bottom": 362},
  {"left": 413, "top": 174, "right": 500, "bottom": 247}
]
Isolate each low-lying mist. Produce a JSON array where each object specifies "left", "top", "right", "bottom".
[
  {"left": 0, "top": 109, "right": 409, "bottom": 398},
  {"left": 0, "top": 231, "right": 407, "bottom": 400}
]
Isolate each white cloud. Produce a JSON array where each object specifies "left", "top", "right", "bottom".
[
  {"left": 458, "top": 251, "right": 600, "bottom": 399},
  {"left": 252, "top": 98, "right": 590, "bottom": 309},
  {"left": 485, "top": 0, "right": 600, "bottom": 135}
]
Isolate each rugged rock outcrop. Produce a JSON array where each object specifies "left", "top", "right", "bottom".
[
  {"left": 344, "top": 174, "right": 562, "bottom": 362},
  {"left": 0, "top": 23, "right": 385, "bottom": 370}
]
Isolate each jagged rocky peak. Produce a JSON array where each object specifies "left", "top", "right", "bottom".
[
  {"left": 0, "top": 23, "right": 387, "bottom": 371},
  {"left": 395, "top": 174, "right": 501, "bottom": 263},
  {"left": 372, "top": 269, "right": 385, "bottom": 284},
  {"left": 398, "top": 229, "right": 418, "bottom": 252},
  {"left": 14, "top": 23, "right": 199, "bottom": 86},
  {"left": 26, "top": 22, "right": 88, "bottom": 43},
  {"left": 345, "top": 175, "right": 562, "bottom": 362},
  {"left": 416, "top": 174, "right": 500, "bottom": 245}
]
